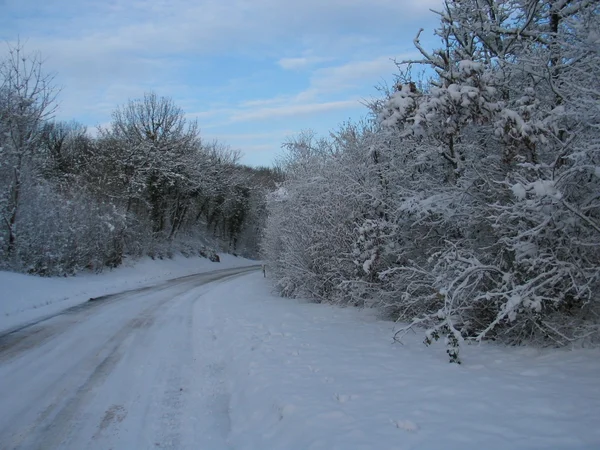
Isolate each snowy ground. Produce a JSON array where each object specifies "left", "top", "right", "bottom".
[
  {"left": 216, "top": 275, "right": 600, "bottom": 450},
  {"left": 0, "top": 253, "right": 255, "bottom": 334},
  {"left": 1, "top": 267, "right": 599, "bottom": 449}
]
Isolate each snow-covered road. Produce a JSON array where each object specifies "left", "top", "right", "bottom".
[{"left": 0, "top": 266, "right": 258, "bottom": 449}]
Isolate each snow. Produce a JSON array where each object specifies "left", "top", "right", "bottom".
[
  {"left": 458, "top": 59, "right": 483, "bottom": 75},
  {"left": 0, "top": 253, "right": 256, "bottom": 334},
  {"left": 511, "top": 182, "right": 527, "bottom": 200},
  {"left": 530, "top": 179, "right": 561, "bottom": 199},
  {"left": 212, "top": 275, "right": 600, "bottom": 450},
  {"left": 511, "top": 180, "right": 562, "bottom": 201},
  {"left": 1, "top": 265, "right": 599, "bottom": 449},
  {"left": 362, "top": 257, "right": 373, "bottom": 274}
]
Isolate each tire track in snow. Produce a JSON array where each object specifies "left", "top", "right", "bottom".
[
  {"left": 7, "top": 303, "right": 159, "bottom": 449},
  {"left": 0, "top": 266, "right": 258, "bottom": 449},
  {"left": 0, "top": 265, "right": 260, "bottom": 363}
]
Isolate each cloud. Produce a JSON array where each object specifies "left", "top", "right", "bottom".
[
  {"left": 296, "top": 55, "right": 413, "bottom": 101},
  {"left": 230, "top": 100, "right": 359, "bottom": 122},
  {"left": 1, "top": 0, "right": 444, "bottom": 166},
  {"left": 2, "top": 0, "right": 443, "bottom": 58},
  {"left": 239, "top": 97, "right": 289, "bottom": 108},
  {"left": 205, "top": 131, "right": 297, "bottom": 142},
  {"left": 278, "top": 56, "right": 329, "bottom": 70},
  {"left": 187, "top": 53, "right": 416, "bottom": 127}
]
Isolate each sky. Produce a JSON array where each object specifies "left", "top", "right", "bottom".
[{"left": 1, "top": 0, "right": 442, "bottom": 167}]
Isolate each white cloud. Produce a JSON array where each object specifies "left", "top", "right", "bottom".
[
  {"left": 231, "top": 100, "right": 360, "bottom": 122},
  {"left": 239, "top": 97, "right": 289, "bottom": 108},
  {"left": 185, "top": 53, "right": 417, "bottom": 128},
  {"left": 230, "top": 53, "right": 416, "bottom": 123},
  {"left": 278, "top": 56, "right": 329, "bottom": 70},
  {"left": 1, "top": 0, "right": 443, "bottom": 167},
  {"left": 205, "top": 131, "right": 297, "bottom": 142},
  {"left": 295, "top": 53, "right": 418, "bottom": 101},
  {"left": 2, "top": 0, "right": 443, "bottom": 59}
]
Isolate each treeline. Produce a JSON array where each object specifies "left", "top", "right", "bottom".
[
  {"left": 0, "top": 45, "right": 280, "bottom": 276},
  {"left": 262, "top": 0, "right": 600, "bottom": 361}
]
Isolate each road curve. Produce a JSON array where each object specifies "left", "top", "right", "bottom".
[{"left": 0, "top": 265, "right": 259, "bottom": 450}]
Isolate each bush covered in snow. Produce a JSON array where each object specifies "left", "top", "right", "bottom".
[{"left": 263, "top": 0, "right": 600, "bottom": 361}]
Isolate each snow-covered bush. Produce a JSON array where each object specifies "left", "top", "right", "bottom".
[
  {"left": 385, "top": 0, "right": 600, "bottom": 356},
  {"left": 264, "top": 0, "right": 600, "bottom": 361},
  {"left": 9, "top": 177, "right": 126, "bottom": 275}
]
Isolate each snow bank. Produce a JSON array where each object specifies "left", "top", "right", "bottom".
[
  {"left": 205, "top": 274, "right": 600, "bottom": 450},
  {"left": 0, "top": 253, "right": 256, "bottom": 333}
]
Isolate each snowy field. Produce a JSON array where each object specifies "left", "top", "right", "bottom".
[
  {"left": 0, "top": 253, "right": 256, "bottom": 333},
  {"left": 1, "top": 264, "right": 599, "bottom": 449}
]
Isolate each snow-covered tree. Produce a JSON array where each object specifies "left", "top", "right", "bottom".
[
  {"left": 0, "top": 50, "right": 267, "bottom": 274},
  {"left": 379, "top": 0, "right": 600, "bottom": 355},
  {"left": 0, "top": 43, "right": 57, "bottom": 261}
]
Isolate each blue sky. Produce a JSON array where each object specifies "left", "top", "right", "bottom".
[{"left": 1, "top": 0, "right": 442, "bottom": 166}]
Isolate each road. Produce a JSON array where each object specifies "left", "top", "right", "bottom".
[{"left": 0, "top": 265, "right": 259, "bottom": 450}]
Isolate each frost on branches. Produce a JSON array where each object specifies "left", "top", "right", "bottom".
[{"left": 263, "top": 0, "right": 600, "bottom": 362}]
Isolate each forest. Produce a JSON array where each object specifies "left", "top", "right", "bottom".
[{"left": 0, "top": 47, "right": 281, "bottom": 276}]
